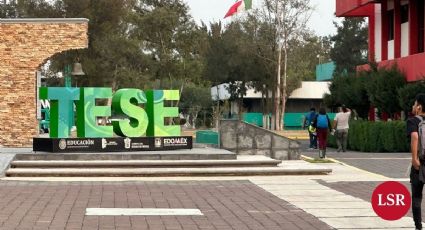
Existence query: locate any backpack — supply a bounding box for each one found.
[316,114,329,128]
[417,116,425,160]
[307,112,316,126]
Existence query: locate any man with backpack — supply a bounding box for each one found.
[408,93,425,230]
[302,108,317,150]
[311,107,332,159]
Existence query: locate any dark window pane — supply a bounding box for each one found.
[401,4,409,23]
[388,10,395,40]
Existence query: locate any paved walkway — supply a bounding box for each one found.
[0,141,419,229]
[0,180,334,230]
[300,140,411,179]
[0,159,417,230]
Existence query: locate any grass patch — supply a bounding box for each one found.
[303,158,335,163]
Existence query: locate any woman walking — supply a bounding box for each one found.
[312,108,332,158]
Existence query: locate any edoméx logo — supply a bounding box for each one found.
[371,181,411,220]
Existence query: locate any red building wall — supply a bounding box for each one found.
[337,0,425,82]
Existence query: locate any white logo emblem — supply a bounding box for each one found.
[124,138,131,149]
[58,139,67,150]
[155,138,162,148]
[102,138,107,149]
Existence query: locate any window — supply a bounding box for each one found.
[401,5,409,23]
[388,10,395,40]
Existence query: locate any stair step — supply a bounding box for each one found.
[10,159,281,168]
[5,167,331,177]
[14,148,236,161]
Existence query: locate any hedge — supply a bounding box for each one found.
[327,120,409,152]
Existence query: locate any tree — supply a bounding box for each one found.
[324,74,370,119]
[398,81,425,117]
[287,33,332,81]
[179,83,213,128]
[261,0,313,130]
[203,20,267,117]
[365,67,406,117]
[204,9,324,129]
[4,0,208,89]
[330,18,368,75]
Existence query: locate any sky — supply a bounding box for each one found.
[184,0,339,37]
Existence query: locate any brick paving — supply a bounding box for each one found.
[0,180,333,230]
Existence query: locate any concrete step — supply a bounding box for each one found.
[5,166,331,177]
[10,158,281,168]
[14,148,236,161]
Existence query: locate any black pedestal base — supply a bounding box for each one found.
[33,136,193,153]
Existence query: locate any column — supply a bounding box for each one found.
[369,13,376,61]
[409,0,418,54]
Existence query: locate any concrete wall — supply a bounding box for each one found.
[219,120,300,160]
[0,19,88,147]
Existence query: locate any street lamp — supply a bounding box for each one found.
[64,61,85,135]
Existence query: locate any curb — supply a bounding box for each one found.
[324,157,390,180]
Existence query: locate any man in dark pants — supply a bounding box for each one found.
[302,108,317,150]
[408,93,425,230]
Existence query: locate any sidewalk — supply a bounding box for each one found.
[0,143,419,229]
[300,140,410,179]
[0,159,417,229]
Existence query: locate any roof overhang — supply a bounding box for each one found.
[336,0,376,17]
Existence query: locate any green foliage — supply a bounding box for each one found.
[2,0,208,90]
[179,83,213,113]
[288,34,332,82]
[203,15,330,109]
[324,73,370,119]
[325,67,407,119]
[398,81,425,113]
[327,133,337,148]
[364,66,406,116]
[330,18,368,75]
[329,121,409,152]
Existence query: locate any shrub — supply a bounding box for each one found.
[328,120,408,152]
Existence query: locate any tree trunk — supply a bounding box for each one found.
[271,84,276,130]
[274,0,282,131]
[275,43,282,131]
[215,85,221,129]
[279,42,288,131]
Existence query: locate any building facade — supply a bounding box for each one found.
[337,0,425,82]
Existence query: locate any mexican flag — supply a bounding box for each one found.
[224,0,252,18]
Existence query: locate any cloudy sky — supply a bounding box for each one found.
[184,0,339,37]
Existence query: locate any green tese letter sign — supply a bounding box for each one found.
[39,87,180,138]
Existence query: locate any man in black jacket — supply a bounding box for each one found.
[408,93,425,230]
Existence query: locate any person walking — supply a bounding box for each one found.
[302,108,317,150]
[408,93,425,230]
[333,105,351,152]
[312,107,332,159]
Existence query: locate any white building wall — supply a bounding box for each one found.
[400,0,409,57]
[401,22,409,57]
[388,40,395,59]
[387,0,394,60]
[375,4,382,62]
